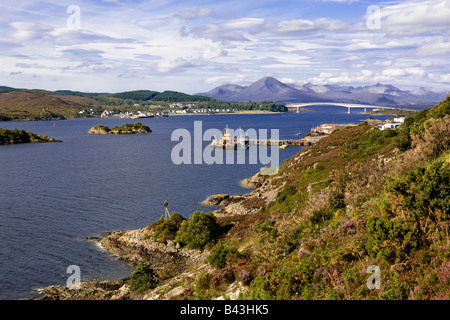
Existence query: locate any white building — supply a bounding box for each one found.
[378,117,405,131]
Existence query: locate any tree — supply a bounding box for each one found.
[153,212,186,243]
[175,211,221,250]
[129,263,157,292]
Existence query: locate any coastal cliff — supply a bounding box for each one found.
[39,96,450,300]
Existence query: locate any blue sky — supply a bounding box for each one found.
[0,0,449,93]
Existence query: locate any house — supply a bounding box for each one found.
[378,122,401,130]
[378,117,405,130]
[320,124,336,134]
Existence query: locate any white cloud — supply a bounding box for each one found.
[270,19,316,33]
[10,22,52,41]
[135,18,168,30]
[181,24,250,42]
[280,77,296,84]
[1,0,449,93]
[224,18,264,29]
[382,67,425,78]
[177,8,213,20]
[417,39,450,56]
[156,57,197,73]
[379,0,450,36]
[382,68,406,77]
[202,44,227,60]
[204,74,249,86]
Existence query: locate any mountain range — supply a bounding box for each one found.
[197,77,449,106]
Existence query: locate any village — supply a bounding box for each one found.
[76,102,236,119]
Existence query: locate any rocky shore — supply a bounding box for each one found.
[38,226,209,300]
[36,169,277,300]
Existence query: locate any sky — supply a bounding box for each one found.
[0,0,449,94]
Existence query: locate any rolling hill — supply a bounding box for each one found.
[0,88,216,121]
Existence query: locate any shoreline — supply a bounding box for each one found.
[0,111,284,122]
[164,110,283,116]
[36,170,269,300]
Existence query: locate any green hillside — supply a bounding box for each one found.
[135,96,450,300]
[0,87,287,121]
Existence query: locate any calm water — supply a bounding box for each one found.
[0,106,391,299]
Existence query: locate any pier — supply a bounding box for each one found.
[210,125,320,150]
[211,138,314,149]
[246,139,312,146]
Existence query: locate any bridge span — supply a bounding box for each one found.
[286,102,394,114]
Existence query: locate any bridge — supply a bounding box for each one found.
[286,102,396,114]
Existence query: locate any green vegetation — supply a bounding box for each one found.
[129,263,158,293]
[207,243,246,270]
[369,108,417,117]
[206,101,287,113]
[0,128,60,145]
[174,211,223,250]
[146,95,449,300]
[0,110,65,121]
[153,213,186,243]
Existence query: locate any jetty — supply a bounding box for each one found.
[211,137,314,149]
[210,125,320,150]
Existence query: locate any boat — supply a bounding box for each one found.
[211,125,237,150]
[280,144,288,149]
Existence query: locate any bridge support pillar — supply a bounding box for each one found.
[297,106,300,113]
[347,106,351,114]
[364,107,367,113]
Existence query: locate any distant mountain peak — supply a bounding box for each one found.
[198,76,448,106]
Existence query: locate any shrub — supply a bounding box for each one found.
[196,272,212,291]
[328,190,345,211]
[276,186,297,204]
[153,212,186,243]
[211,267,235,290]
[365,214,419,264]
[385,159,450,241]
[254,219,279,240]
[310,209,333,225]
[129,263,157,293]
[175,211,221,250]
[208,243,239,269]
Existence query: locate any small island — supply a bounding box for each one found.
[0,128,61,145]
[88,122,152,135]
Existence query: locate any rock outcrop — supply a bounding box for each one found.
[240,172,264,189]
[39,279,129,300]
[88,123,151,135]
[202,194,243,206]
[92,228,206,274]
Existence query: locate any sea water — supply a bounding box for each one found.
[0,106,392,299]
